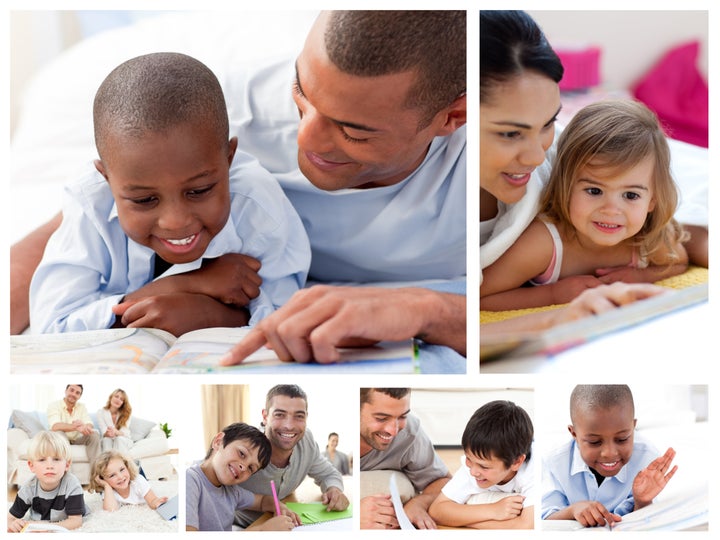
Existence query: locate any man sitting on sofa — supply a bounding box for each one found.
[47,384,101,465]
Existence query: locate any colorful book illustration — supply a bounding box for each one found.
[11,327,416,374]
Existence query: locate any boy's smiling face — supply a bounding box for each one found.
[96,122,236,265]
[206,435,263,487]
[464,451,524,489]
[569,404,637,477]
[29,455,71,491]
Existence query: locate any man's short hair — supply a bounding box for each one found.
[205,422,272,469]
[93,52,229,159]
[325,11,466,128]
[265,384,308,412]
[462,401,534,468]
[570,385,635,424]
[359,388,411,406]
[66,384,83,393]
[28,431,72,462]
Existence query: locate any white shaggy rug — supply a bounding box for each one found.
[78,478,178,533]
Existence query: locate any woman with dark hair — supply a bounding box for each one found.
[479,11,671,332]
[322,432,350,475]
[480,10,563,274]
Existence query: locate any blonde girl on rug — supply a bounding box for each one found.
[89,451,168,512]
[481,100,688,311]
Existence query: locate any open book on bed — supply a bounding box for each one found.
[10,327,417,374]
[481,283,708,363]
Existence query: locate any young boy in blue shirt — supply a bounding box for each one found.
[185,422,299,531]
[542,385,677,527]
[29,52,309,335]
[7,431,87,532]
[428,400,535,529]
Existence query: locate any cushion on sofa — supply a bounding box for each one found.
[10,410,45,438]
[130,416,157,442]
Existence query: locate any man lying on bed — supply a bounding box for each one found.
[11,10,467,363]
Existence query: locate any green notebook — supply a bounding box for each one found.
[285,502,353,524]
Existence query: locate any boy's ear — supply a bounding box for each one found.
[434,93,467,136]
[227,137,238,166]
[567,424,577,439]
[27,460,35,473]
[510,453,527,471]
[212,432,225,451]
[65,460,72,472]
[94,159,109,181]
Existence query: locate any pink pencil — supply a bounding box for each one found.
[270,480,281,515]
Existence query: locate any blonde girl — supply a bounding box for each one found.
[97,389,133,453]
[481,100,688,310]
[89,450,167,512]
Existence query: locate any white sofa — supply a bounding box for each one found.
[8,409,173,486]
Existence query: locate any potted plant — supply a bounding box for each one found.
[159,422,172,439]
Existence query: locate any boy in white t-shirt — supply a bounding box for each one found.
[428,400,535,529]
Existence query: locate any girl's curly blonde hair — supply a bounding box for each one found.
[541,99,688,264]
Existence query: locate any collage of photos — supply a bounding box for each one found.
[4,3,713,538]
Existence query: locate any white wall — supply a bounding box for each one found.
[8,379,185,443]
[529,10,708,90]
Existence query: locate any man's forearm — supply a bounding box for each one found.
[416,291,466,355]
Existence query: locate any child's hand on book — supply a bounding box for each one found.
[570,501,621,527]
[113,293,250,336]
[259,515,295,531]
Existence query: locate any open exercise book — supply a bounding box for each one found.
[481,283,708,362]
[10,327,416,374]
[286,502,352,531]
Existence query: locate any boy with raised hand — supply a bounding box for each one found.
[7,431,87,532]
[428,400,535,529]
[542,385,677,527]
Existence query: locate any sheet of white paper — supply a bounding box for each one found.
[390,473,416,530]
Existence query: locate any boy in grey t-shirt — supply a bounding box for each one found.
[185,423,300,531]
[7,431,87,532]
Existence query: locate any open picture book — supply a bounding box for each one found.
[480,283,708,363]
[10,327,417,374]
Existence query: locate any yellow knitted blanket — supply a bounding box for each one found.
[480,266,708,324]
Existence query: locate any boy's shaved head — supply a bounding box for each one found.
[93,52,229,159]
[570,385,635,423]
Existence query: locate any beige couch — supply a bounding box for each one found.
[8,409,173,486]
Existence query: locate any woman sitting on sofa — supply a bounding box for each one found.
[96,389,133,453]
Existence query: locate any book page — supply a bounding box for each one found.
[152,327,416,373]
[10,328,175,374]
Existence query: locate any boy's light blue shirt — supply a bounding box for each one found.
[542,435,658,520]
[29,150,310,333]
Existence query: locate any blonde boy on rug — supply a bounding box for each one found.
[7,431,87,532]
